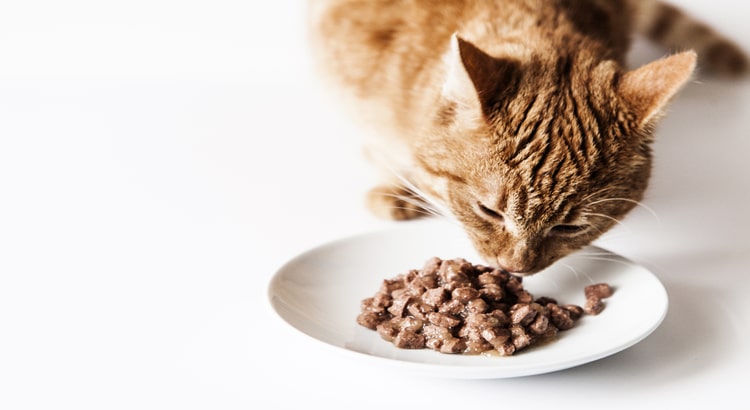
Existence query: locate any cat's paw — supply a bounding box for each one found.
[366,185,428,221]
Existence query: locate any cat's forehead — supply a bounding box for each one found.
[485,89,626,181]
[466,156,591,217]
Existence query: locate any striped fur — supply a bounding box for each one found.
[309,0,746,275]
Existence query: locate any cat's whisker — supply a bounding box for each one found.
[581,212,625,228]
[404,188,451,219]
[581,186,617,203]
[389,205,441,219]
[586,224,611,238]
[382,165,455,219]
[573,251,620,257]
[576,255,639,269]
[400,189,446,217]
[558,261,594,284]
[594,230,634,243]
[382,192,443,218]
[584,197,661,225]
[581,212,634,242]
[382,191,432,211]
[395,184,464,228]
[408,197,462,227]
[544,274,561,291]
[379,191,466,229]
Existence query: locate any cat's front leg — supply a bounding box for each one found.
[365,185,429,221]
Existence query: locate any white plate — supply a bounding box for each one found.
[268,220,668,379]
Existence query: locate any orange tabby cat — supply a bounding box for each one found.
[308,0,748,275]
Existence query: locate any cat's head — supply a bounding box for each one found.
[414,35,696,275]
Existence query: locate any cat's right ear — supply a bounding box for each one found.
[441,34,483,116]
[441,33,519,121]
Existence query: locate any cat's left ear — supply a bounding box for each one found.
[617,51,697,127]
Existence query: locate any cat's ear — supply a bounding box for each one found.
[442,33,519,118]
[442,34,479,109]
[617,51,697,127]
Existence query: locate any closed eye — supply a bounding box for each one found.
[477,202,504,221]
[550,224,587,236]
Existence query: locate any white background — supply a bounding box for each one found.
[1,1,748,408]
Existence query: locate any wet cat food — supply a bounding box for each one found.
[357,257,613,356]
[583,283,613,315]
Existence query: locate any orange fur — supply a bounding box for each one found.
[309,0,747,275]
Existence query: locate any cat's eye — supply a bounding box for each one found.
[550,224,586,235]
[477,202,504,221]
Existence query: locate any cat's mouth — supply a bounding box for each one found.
[491,254,558,277]
[499,267,538,278]
[491,262,540,277]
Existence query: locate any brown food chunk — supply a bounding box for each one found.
[421,257,442,275]
[387,296,412,318]
[479,284,505,302]
[585,283,614,299]
[357,257,612,356]
[528,312,550,335]
[562,304,584,320]
[406,302,431,321]
[514,290,534,304]
[438,298,464,315]
[452,287,480,303]
[477,272,501,286]
[422,287,448,307]
[548,303,576,331]
[535,296,558,306]
[440,337,467,354]
[376,320,398,341]
[584,297,606,315]
[357,311,382,330]
[394,329,425,349]
[496,342,516,356]
[510,324,533,350]
[583,283,614,315]
[510,304,538,326]
[427,312,461,328]
[466,298,489,314]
